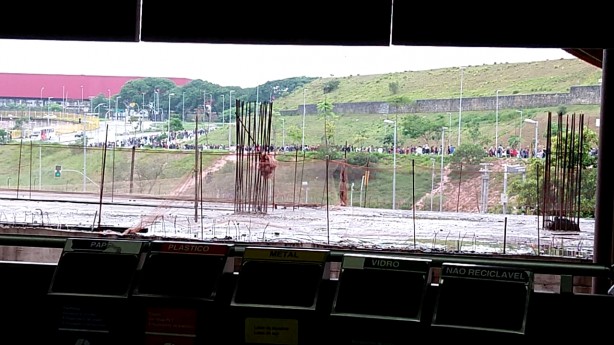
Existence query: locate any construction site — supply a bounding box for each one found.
[0,102,597,262]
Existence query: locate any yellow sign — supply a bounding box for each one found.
[245,318,298,345]
[243,247,328,262]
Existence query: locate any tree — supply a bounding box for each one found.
[450,143,485,166]
[286,125,302,146]
[382,133,394,146]
[399,114,438,143]
[353,129,369,148]
[508,135,520,149]
[12,118,26,130]
[0,129,8,144]
[170,117,184,131]
[323,80,340,94]
[388,81,400,95]
[510,126,598,217]
[318,99,338,146]
[467,121,483,144]
[510,159,543,214]
[120,77,177,120]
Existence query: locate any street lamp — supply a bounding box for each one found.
[384,119,397,210]
[47,96,52,125]
[281,117,286,147]
[82,116,87,192]
[228,90,235,148]
[182,92,185,123]
[495,89,501,150]
[430,158,435,211]
[40,86,45,108]
[221,94,225,125]
[302,88,307,150]
[440,127,447,212]
[516,110,524,145]
[457,66,464,147]
[447,112,452,148]
[524,119,538,157]
[115,95,121,121]
[107,89,111,120]
[168,93,175,148]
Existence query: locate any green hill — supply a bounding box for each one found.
[273,58,601,111]
[198,58,602,149]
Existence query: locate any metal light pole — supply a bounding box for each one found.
[516,110,524,145]
[447,112,452,148]
[107,89,111,120]
[457,67,464,147]
[83,119,87,192]
[221,94,225,125]
[115,95,121,121]
[524,119,538,157]
[82,85,87,193]
[384,119,397,210]
[182,92,185,123]
[495,89,501,149]
[168,93,175,148]
[440,127,447,212]
[47,97,52,126]
[203,90,208,123]
[228,90,234,148]
[302,88,307,150]
[282,117,286,147]
[142,92,146,114]
[430,158,435,211]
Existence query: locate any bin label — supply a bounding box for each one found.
[244,318,298,345]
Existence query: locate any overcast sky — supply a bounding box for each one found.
[0,39,576,88]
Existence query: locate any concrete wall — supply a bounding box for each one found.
[279,85,601,116]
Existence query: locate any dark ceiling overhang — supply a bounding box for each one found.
[0,1,608,69]
[563,49,603,69]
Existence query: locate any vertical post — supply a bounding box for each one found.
[115,96,121,122]
[39,145,42,190]
[182,92,185,123]
[457,66,464,147]
[503,165,508,214]
[229,90,234,148]
[47,97,51,126]
[29,141,32,198]
[534,122,539,156]
[392,120,397,210]
[194,111,199,222]
[440,127,446,212]
[83,114,87,192]
[167,93,174,148]
[282,118,285,147]
[302,88,307,150]
[448,112,452,148]
[221,94,225,125]
[107,89,111,120]
[593,49,614,294]
[111,142,116,202]
[431,158,435,211]
[516,110,523,145]
[495,89,501,149]
[129,145,136,194]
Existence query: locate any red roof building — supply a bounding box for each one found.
[0,73,192,100]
